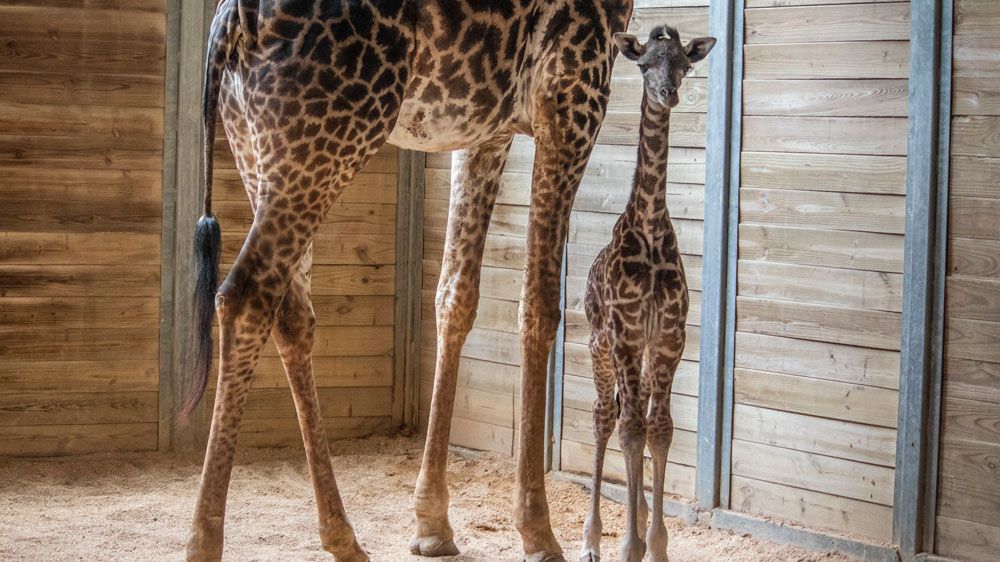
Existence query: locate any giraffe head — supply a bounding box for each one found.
[613,26,716,108]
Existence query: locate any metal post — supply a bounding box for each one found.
[894,0,949,558]
[696,0,742,511]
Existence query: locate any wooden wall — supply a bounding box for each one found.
[0,1,167,455]
[934,1,1000,558]
[210,131,400,446]
[559,1,710,500]
[728,0,910,542]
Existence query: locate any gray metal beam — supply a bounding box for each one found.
[712,510,901,562]
[894,0,950,558]
[697,0,742,511]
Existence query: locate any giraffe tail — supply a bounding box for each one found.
[178,0,241,424]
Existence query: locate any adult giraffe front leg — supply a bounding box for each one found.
[412,134,514,557]
[516,89,606,562]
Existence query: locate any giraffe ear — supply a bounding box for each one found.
[614,32,645,61]
[685,37,717,63]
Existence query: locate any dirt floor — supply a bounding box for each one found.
[0,433,855,561]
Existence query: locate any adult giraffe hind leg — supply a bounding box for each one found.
[412,134,514,557]
[272,246,368,562]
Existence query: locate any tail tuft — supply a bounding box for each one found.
[177,214,222,424]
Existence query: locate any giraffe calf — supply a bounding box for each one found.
[579,27,715,562]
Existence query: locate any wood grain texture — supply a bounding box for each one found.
[0,422,157,456]
[740,188,905,234]
[953,78,1000,116]
[745,3,909,44]
[953,35,1000,78]
[734,332,900,389]
[740,151,906,194]
[937,440,1000,527]
[935,514,1000,561]
[943,356,1000,405]
[948,237,1000,278]
[946,318,1000,363]
[739,224,904,273]
[951,116,1000,158]
[734,367,899,428]
[744,41,909,79]
[742,116,908,156]
[941,395,1000,447]
[731,439,895,505]
[743,79,907,117]
[736,296,901,350]
[730,475,892,541]
[737,261,903,312]
[733,404,896,467]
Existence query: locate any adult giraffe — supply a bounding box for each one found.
[183,1,633,561]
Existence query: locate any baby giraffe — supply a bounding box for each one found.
[580,27,715,562]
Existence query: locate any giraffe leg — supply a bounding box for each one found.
[515,100,604,562]
[613,343,647,562]
[644,335,683,562]
[411,134,514,557]
[580,336,616,562]
[186,207,308,561]
[272,246,368,562]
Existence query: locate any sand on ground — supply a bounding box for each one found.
[0,433,855,561]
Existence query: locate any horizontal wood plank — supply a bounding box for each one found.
[0,422,156,456]
[734,403,896,467]
[736,296,901,350]
[738,260,902,312]
[734,332,899,389]
[740,151,906,194]
[742,116,908,156]
[740,188,905,234]
[730,475,892,541]
[743,79,907,117]
[745,3,909,44]
[731,439,895,505]
[739,224,904,273]
[734,367,899,428]
[744,41,909,79]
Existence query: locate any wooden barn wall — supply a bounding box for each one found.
[559,1,709,500]
[0,1,167,455]
[728,0,910,542]
[209,132,401,446]
[934,1,1000,558]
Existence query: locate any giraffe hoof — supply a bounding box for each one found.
[409,535,460,557]
[579,551,600,562]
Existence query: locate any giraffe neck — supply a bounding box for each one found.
[625,91,672,237]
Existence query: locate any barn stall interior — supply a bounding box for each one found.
[0,0,997,561]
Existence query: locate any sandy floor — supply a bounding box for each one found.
[0,433,854,561]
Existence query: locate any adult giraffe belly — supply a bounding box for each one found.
[387,97,515,153]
